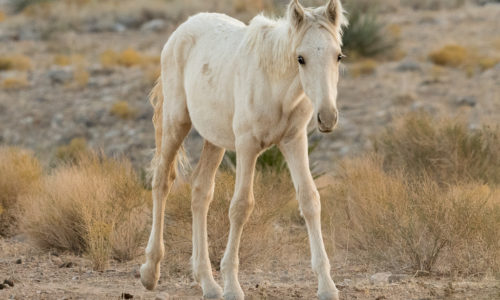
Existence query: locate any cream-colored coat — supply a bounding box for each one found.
[141,1,347,299]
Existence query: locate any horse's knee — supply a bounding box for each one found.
[229,195,254,224]
[191,182,214,213]
[298,189,321,220]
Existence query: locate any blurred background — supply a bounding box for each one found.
[0,0,499,172]
[1,1,500,298]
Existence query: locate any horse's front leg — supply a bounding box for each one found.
[280,132,339,300]
[221,138,260,300]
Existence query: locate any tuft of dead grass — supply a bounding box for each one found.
[374,113,500,185]
[163,170,301,276]
[100,49,158,69]
[0,10,6,22]
[73,66,89,87]
[22,152,149,271]
[429,44,468,67]
[110,101,136,120]
[350,59,378,77]
[1,74,30,90]
[0,54,33,71]
[0,147,42,236]
[323,155,500,275]
[55,137,89,163]
[53,54,85,67]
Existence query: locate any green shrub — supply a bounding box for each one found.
[7,0,54,13]
[342,2,396,58]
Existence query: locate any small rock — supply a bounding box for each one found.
[72,276,79,281]
[370,272,392,285]
[113,23,127,32]
[48,69,73,85]
[396,60,421,72]
[15,259,22,264]
[121,292,134,299]
[3,279,14,287]
[388,274,408,283]
[0,283,5,290]
[59,262,75,268]
[155,293,170,300]
[141,19,166,32]
[455,96,476,107]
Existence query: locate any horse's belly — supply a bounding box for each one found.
[185,80,236,150]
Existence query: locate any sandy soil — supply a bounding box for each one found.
[1,238,499,300]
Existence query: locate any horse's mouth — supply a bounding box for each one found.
[318,127,334,133]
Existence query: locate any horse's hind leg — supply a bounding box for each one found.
[191,141,225,298]
[140,85,191,290]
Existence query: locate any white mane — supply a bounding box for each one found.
[240,7,347,78]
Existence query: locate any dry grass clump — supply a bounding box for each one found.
[73,66,89,87]
[0,55,33,71]
[374,113,500,185]
[429,44,468,67]
[0,147,42,236]
[0,10,6,22]
[22,153,149,271]
[53,54,85,67]
[478,56,500,71]
[110,101,137,120]
[100,49,158,69]
[349,59,377,77]
[1,74,30,90]
[324,156,500,275]
[163,170,299,276]
[55,137,89,162]
[401,0,466,10]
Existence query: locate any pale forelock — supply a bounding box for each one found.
[241,7,347,79]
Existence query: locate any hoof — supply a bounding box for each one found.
[223,290,244,300]
[318,290,339,300]
[203,283,223,299]
[140,263,160,290]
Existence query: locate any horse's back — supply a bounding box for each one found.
[162,13,247,150]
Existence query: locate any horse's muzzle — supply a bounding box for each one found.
[317,111,338,133]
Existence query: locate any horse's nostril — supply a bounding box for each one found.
[317,113,322,125]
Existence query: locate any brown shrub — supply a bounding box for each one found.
[429,44,468,67]
[0,55,33,71]
[349,59,377,77]
[56,137,89,162]
[110,101,136,120]
[374,113,500,185]
[1,74,30,90]
[323,155,500,275]
[22,153,149,271]
[162,170,300,276]
[0,147,42,236]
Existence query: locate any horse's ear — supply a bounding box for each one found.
[288,0,305,28]
[325,0,345,28]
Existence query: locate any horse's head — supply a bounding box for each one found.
[289,0,347,133]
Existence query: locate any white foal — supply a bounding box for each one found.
[140,0,348,299]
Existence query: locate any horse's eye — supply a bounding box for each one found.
[298,55,306,65]
[337,54,343,62]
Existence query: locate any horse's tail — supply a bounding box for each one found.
[149,78,189,181]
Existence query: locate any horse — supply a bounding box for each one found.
[140,0,348,299]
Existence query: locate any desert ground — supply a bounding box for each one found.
[1,0,499,299]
